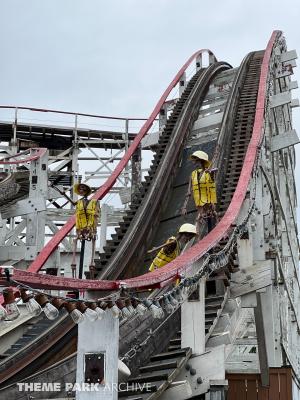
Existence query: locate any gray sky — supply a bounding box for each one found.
[0,1,299,115]
[0,0,299,217]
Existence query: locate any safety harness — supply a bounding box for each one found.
[75,198,99,232]
[191,168,217,207]
[149,236,179,272]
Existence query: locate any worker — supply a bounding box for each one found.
[71,183,100,279]
[181,150,218,233]
[148,223,197,272]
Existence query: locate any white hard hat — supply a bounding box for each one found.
[190,150,211,167]
[178,223,197,235]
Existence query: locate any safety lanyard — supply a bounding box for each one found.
[196,169,205,194]
[82,197,90,222]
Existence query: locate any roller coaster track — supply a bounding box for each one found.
[0,31,283,396]
[0,149,47,208]
[97,61,231,280]
[0,48,222,386]
[0,148,47,164]
[0,49,218,283]
[1,29,279,289]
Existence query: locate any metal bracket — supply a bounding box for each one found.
[84,352,105,384]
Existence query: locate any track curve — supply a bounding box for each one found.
[0,31,282,292]
[0,148,47,164]
[26,49,218,274]
[0,32,283,393]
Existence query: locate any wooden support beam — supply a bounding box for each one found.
[270,92,291,108]
[230,261,272,298]
[281,50,297,63]
[254,291,269,387]
[271,129,299,152]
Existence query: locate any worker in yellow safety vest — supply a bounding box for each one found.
[181,150,218,233]
[71,183,100,279]
[148,223,197,272]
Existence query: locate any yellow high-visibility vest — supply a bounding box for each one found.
[149,237,179,272]
[191,168,217,207]
[75,199,99,231]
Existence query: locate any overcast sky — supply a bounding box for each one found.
[0,1,299,115]
[0,0,299,218]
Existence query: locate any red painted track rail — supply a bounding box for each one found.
[26,49,217,274]
[0,33,281,290]
[0,148,47,164]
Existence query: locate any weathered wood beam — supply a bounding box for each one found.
[254,291,269,387]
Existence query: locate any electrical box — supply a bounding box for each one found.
[84,352,105,384]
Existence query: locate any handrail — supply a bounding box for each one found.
[26,49,217,274]
[0,148,47,165]
[0,31,281,291]
[0,105,150,122]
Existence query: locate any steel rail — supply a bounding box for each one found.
[0,47,248,388]
[2,32,280,290]
[0,36,283,392]
[0,43,271,387]
[0,61,229,290]
[100,62,231,280]
[0,105,153,122]
[23,49,217,274]
[0,314,75,386]
[0,148,47,164]
[126,30,281,288]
